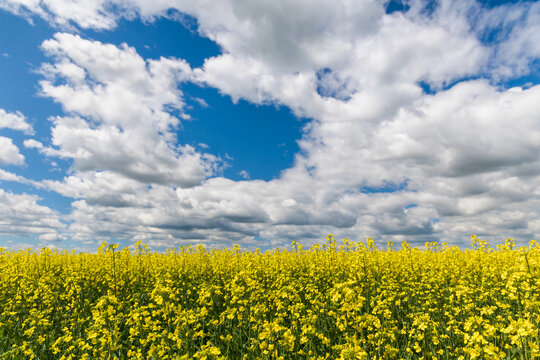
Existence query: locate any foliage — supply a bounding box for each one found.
[0,235,539,359]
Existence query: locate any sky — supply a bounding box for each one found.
[0,0,539,251]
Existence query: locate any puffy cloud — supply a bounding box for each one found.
[0,109,33,134]
[0,189,65,238]
[189,0,487,124]
[292,80,540,244]
[372,82,540,179]
[0,169,32,184]
[37,33,222,187]
[39,170,358,247]
[0,136,25,165]
[46,175,270,244]
[2,0,488,106]
[40,33,191,134]
[472,0,540,79]
[23,139,44,150]
[43,171,150,207]
[0,0,120,29]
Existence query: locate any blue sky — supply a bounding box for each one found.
[0,0,539,251]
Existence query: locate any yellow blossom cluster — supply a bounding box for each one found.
[0,235,539,359]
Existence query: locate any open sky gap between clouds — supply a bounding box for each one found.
[0,0,539,251]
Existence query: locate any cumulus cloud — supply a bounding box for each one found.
[23,139,44,150]
[372,82,540,179]
[291,80,540,244]
[0,169,23,182]
[43,174,270,244]
[472,0,540,79]
[43,171,150,207]
[38,170,360,247]
[0,109,33,134]
[37,33,222,187]
[0,136,25,165]
[0,0,121,29]
[0,169,34,184]
[0,189,65,238]
[195,1,486,112]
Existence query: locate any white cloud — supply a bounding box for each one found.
[0,136,25,165]
[0,109,33,134]
[370,81,540,179]
[23,139,44,150]
[0,0,120,29]
[37,170,358,247]
[473,0,540,79]
[40,33,191,134]
[0,189,65,238]
[0,169,33,184]
[0,169,22,182]
[38,232,67,241]
[4,0,487,112]
[37,33,222,187]
[43,171,149,207]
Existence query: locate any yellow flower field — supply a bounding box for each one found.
[1,235,539,359]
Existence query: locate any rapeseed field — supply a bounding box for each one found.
[0,235,539,359]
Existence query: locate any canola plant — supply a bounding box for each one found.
[0,235,539,359]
